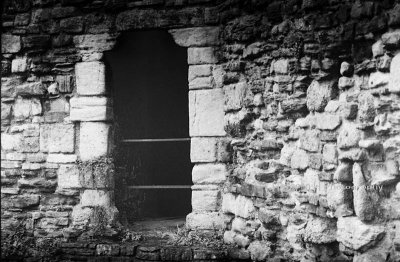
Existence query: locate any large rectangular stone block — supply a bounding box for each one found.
[189,89,225,136]
[192,163,227,184]
[69,96,113,122]
[40,123,75,153]
[188,47,218,65]
[80,189,113,207]
[169,27,220,47]
[75,61,106,95]
[79,122,110,161]
[192,189,220,212]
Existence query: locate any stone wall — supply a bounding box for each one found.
[1,0,400,261]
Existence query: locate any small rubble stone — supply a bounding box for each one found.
[337,124,361,149]
[303,217,337,244]
[291,149,309,170]
[334,162,353,182]
[2,34,21,53]
[340,62,353,76]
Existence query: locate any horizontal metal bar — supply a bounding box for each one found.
[121,138,190,143]
[127,185,192,189]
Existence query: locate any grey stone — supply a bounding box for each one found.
[323,143,337,164]
[337,216,385,251]
[315,114,342,130]
[75,61,106,95]
[340,62,353,76]
[299,129,320,152]
[334,162,353,182]
[307,80,337,112]
[291,149,309,170]
[191,189,219,211]
[187,47,218,65]
[1,34,21,54]
[303,217,337,244]
[169,27,220,47]
[192,163,227,184]
[247,241,271,261]
[40,123,75,153]
[186,212,224,230]
[337,123,361,149]
[353,163,376,221]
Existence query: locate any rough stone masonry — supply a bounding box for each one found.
[1,0,400,261]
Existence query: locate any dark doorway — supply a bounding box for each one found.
[104,30,192,224]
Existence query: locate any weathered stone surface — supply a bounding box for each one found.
[187,47,218,65]
[323,144,337,164]
[16,82,45,96]
[307,80,337,112]
[13,97,42,119]
[303,217,337,244]
[382,29,400,49]
[192,189,219,211]
[11,57,28,73]
[340,62,353,76]
[79,122,110,161]
[368,71,389,89]
[353,163,376,221]
[56,74,74,93]
[69,96,112,122]
[81,189,113,207]
[188,64,212,81]
[75,61,106,95]
[334,162,353,182]
[291,149,309,170]
[73,34,117,52]
[189,76,214,89]
[169,27,220,47]
[186,212,225,230]
[12,195,40,208]
[223,82,248,112]
[2,34,21,53]
[337,123,361,149]
[299,129,320,152]
[47,154,77,163]
[247,241,271,262]
[315,114,342,130]
[389,53,400,93]
[222,193,255,219]
[192,163,227,184]
[40,123,75,153]
[189,89,225,136]
[57,164,81,189]
[337,216,385,251]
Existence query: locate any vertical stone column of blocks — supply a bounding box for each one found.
[70,60,117,224]
[170,26,228,230]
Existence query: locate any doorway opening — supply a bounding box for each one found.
[104,30,192,227]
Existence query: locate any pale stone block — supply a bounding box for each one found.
[47,154,77,163]
[189,89,225,136]
[1,133,22,151]
[79,122,110,161]
[11,56,28,73]
[192,190,219,211]
[81,189,113,207]
[221,193,255,219]
[40,123,75,153]
[272,59,289,74]
[186,212,225,230]
[389,53,400,93]
[188,64,212,81]
[223,82,248,111]
[368,71,389,89]
[69,96,112,121]
[187,47,218,65]
[189,76,214,90]
[57,164,81,189]
[75,61,106,95]
[169,27,220,47]
[13,97,42,119]
[190,137,220,163]
[192,163,227,184]
[337,216,385,251]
